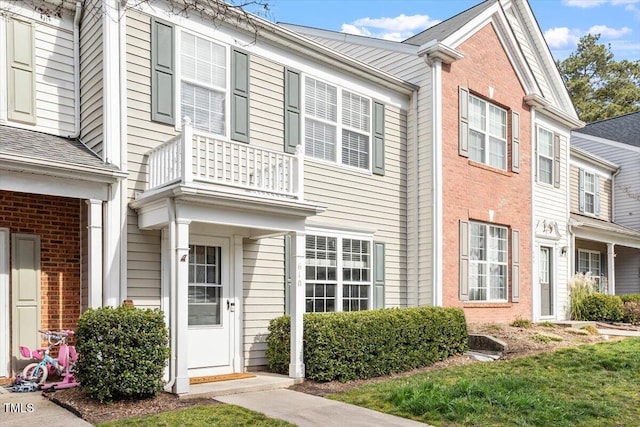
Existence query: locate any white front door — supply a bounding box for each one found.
[187,237,233,376]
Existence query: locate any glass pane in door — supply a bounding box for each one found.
[188,245,222,326]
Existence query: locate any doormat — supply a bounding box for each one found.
[189,373,256,385]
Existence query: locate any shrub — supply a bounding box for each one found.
[620,294,640,304]
[569,273,596,320]
[623,302,640,325]
[266,307,468,382]
[511,317,532,328]
[75,306,170,402]
[580,293,624,322]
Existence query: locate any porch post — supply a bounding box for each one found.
[173,219,191,394]
[607,243,615,295]
[289,231,305,378]
[86,199,103,308]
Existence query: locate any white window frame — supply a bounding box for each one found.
[468,222,509,302]
[581,170,597,215]
[176,29,231,139]
[304,230,373,313]
[538,127,554,185]
[302,75,372,172]
[468,94,508,170]
[578,249,601,286]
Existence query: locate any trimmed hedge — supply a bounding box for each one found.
[620,294,640,303]
[580,293,624,322]
[75,306,170,402]
[266,307,468,382]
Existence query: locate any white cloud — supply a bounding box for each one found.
[543,27,581,48]
[587,25,632,37]
[340,14,439,41]
[562,0,639,6]
[561,0,608,7]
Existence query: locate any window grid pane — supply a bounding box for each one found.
[342,130,369,169]
[305,235,338,312]
[469,223,507,301]
[188,245,222,326]
[468,94,507,170]
[305,119,336,161]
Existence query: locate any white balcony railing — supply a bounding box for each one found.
[146,118,303,200]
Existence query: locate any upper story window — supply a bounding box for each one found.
[305,234,372,312]
[468,94,507,170]
[469,222,508,301]
[180,32,227,135]
[304,77,371,170]
[582,170,596,214]
[538,128,554,185]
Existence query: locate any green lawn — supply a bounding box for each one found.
[97,404,294,427]
[331,338,640,427]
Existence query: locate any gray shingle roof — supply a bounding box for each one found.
[402,0,497,46]
[0,125,118,170]
[576,111,640,147]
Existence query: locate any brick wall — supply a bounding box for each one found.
[441,24,532,323]
[0,191,81,335]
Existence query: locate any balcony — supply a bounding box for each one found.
[144,118,304,201]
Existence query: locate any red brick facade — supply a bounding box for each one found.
[0,191,81,341]
[441,24,532,323]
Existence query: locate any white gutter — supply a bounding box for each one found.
[71,2,82,138]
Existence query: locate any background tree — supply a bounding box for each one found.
[558,34,640,123]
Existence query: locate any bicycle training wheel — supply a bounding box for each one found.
[23,362,48,385]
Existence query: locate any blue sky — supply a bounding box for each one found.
[261,0,640,61]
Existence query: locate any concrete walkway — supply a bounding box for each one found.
[0,388,91,427]
[217,389,430,427]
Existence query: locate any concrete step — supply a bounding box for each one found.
[180,372,301,400]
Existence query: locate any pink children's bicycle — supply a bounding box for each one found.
[19,330,78,390]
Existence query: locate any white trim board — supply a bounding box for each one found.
[0,228,9,378]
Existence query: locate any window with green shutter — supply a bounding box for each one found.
[231,48,249,143]
[284,68,301,154]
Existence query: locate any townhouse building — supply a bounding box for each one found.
[1,0,586,393]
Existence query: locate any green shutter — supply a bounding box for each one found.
[372,101,385,176]
[459,87,469,157]
[578,168,585,212]
[7,19,36,124]
[284,68,301,154]
[459,221,469,301]
[554,134,561,188]
[511,111,520,173]
[151,18,175,125]
[373,242,385,309]
[284,235,291,315]
[231,48,250,143]
[511,229,520,303]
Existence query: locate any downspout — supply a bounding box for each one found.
[431,59,443,307]
[164,198,178,391]
[71,2,82,138]
[118,0,129,304]
[530,106,537,321]
[412,89,419,307]
[611,166,621,222]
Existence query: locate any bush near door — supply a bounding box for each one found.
[75,306,170,403]
[266,307,468,382]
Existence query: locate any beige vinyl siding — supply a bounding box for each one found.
[6,16,76,135]
[243,237,285,368]
[248,55,284,152]
[572,133,640,231]
[80,2,104,155]
[570,165,612,222]
[304,104,408,307]
[125,10,176,307]
[302,34,432,307]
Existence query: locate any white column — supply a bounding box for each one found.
[173,219,191,394]
[86,200,103,309]
[289,231,305,378]
[103,184,121,306]
[607,243,616,295]
[232,235,244,373]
